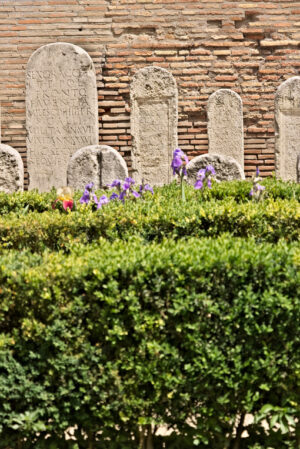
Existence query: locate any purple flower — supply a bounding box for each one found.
[80,182,95,204]
[109,179,122,189]
[171,150,183,175]
[144,184,154,194]
[194,179,203,190]
[197,168,206,180]
[119,190,127,202]
[139,182,154,195]
[110,192,119,201]
[171,148,189,176]
[131,190,141,198]
[99,195,109,205]
[85,182,94,191]
[256,167,260,176]
[194,164,216,191]
[249,182,265,200]
[123,177,135,190]
[112,177,153,202]
[94,195,109,209]
[80,189,91,204]
[206,165,216,176]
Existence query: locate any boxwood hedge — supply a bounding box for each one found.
[0,236,299,448]
[0,178,299,214]
[0,196,298,252]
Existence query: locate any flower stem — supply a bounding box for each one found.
[181,173,185,202]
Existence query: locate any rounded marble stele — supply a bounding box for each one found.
[275,76,300,182]
[186,153,245,184]
[67,145,128,191]
[0,144,24,193]
[207,89,244,168]
[130,66,178,186]
[26,42,98,192]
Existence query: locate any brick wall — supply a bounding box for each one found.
[0,0,299,186]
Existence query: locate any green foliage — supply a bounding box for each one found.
[0,190,53,214]
[0,179,298,215]
[0,179,298,447]
[0,195,298,252]
[0,236,299,448]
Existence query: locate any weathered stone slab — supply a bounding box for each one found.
[207,89,244,168]
[275,77,300,182]
[26,42,98,191]
[0,144,24,192]
[130,66,178,186]
[186,153,245,184]
[67,145,128,190]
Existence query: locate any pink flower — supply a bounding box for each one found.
[62,199,74,211]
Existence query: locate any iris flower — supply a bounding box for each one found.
[206,165,216,176]
[94,195,109,209]
[80,177,154,207]
[194,165,216,190]
[194,179,203,190]
[110,192,119,201]
[108,180,122,190]
[80,182,94,204]
[171,148,189,202]
[123,177,135,190]
[131,190,141,198]
[171,148,189,176]
[139,182,154,195]
[115,177,142,202]
[250,167,266,200]
[56,186,74,211]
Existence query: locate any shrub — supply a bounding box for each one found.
[0,196,298,252]
[0,236,299,448]
[0,190,53,214]
[0,179,298,214]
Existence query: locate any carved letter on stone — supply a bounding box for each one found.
[26,42,98,191]
[0,144,24,193]
[208,89,244,169]
[275,77,300,182]
[130,66,178,186]
[67,145,128,191]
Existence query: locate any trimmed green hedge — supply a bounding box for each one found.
[0,236,299,448]
[0,190,52,214]
[0,197,299,251]
[0,179,299,214]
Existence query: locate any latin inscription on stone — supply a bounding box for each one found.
[131,66,178,186]
[208,89,244,168]
[275,77,300,182]
[26,43,98,191]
